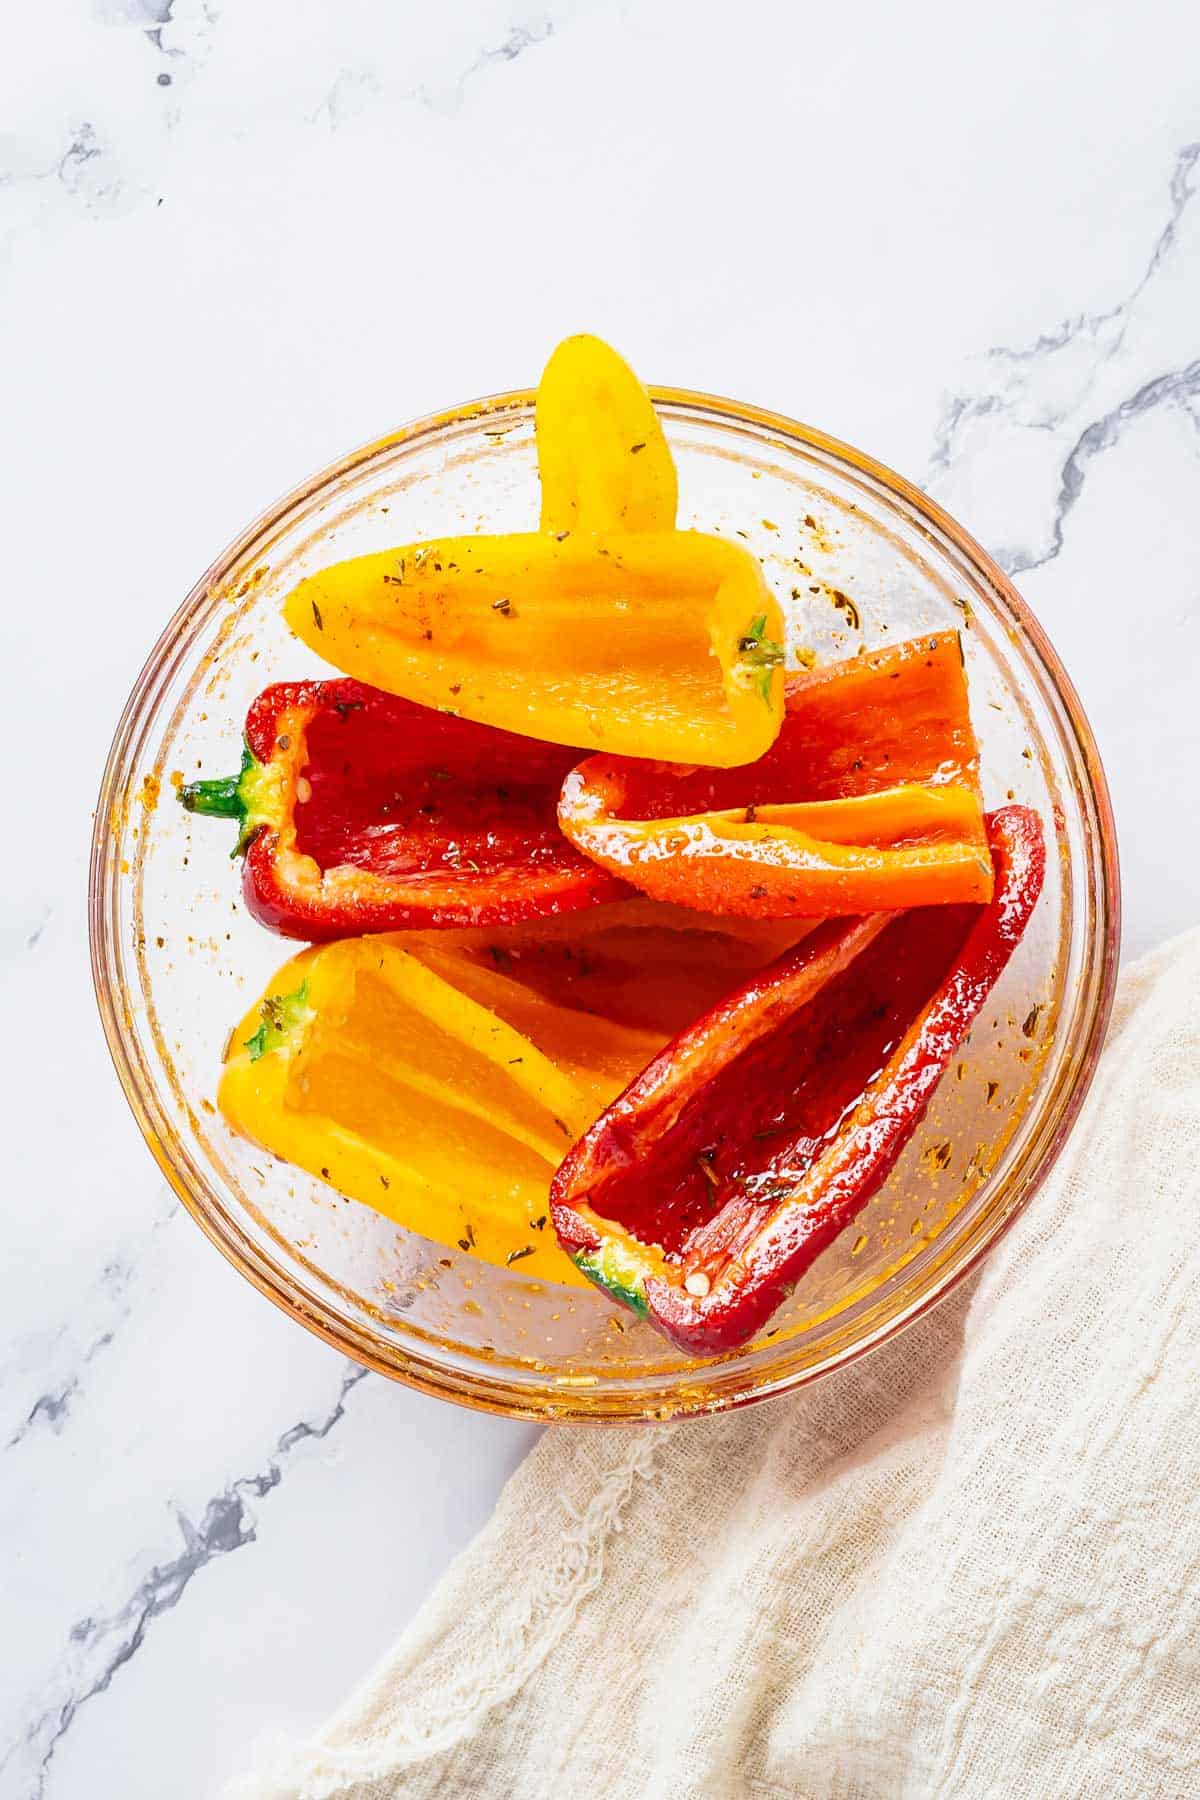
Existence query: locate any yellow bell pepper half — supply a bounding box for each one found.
[285,530,785,767]
[536,333,678,535]
[283,334,787,767]
[219,910,809,1287]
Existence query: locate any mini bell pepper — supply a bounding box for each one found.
[557,632,993,916]
[536,333,678,534]
[282,335,786,768]
[180,677,627,940]
[219,911,809,1286]
[550,805,1044,1352]
[284,531,785,768]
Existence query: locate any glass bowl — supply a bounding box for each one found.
[89,387,1119,1422]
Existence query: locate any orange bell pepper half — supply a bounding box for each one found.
[557,632,993,916]
[283,335,786,767]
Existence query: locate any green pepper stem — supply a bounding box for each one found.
[179,774,245,819]
[179,744,259,855]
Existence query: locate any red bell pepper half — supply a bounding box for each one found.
[180,678,629,940]
[557,632,993,917]
[550,806,1044,1354]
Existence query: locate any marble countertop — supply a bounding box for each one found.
[3,2,1199,1794]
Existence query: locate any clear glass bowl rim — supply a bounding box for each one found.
[89,383,1121,1423]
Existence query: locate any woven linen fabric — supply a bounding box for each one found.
[231,927,1200,1800]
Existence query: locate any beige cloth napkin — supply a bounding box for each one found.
[232,928,1200,1800]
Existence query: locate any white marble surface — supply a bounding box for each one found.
[3,2,1199,1794]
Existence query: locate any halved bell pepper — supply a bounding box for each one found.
[282,335,786,767]
[284,532,785,767]
[550,806,1044,1351]
[557,632,993,916]
[219,909,811,1285]
[180,677,627,940]
[536,333,678,534]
